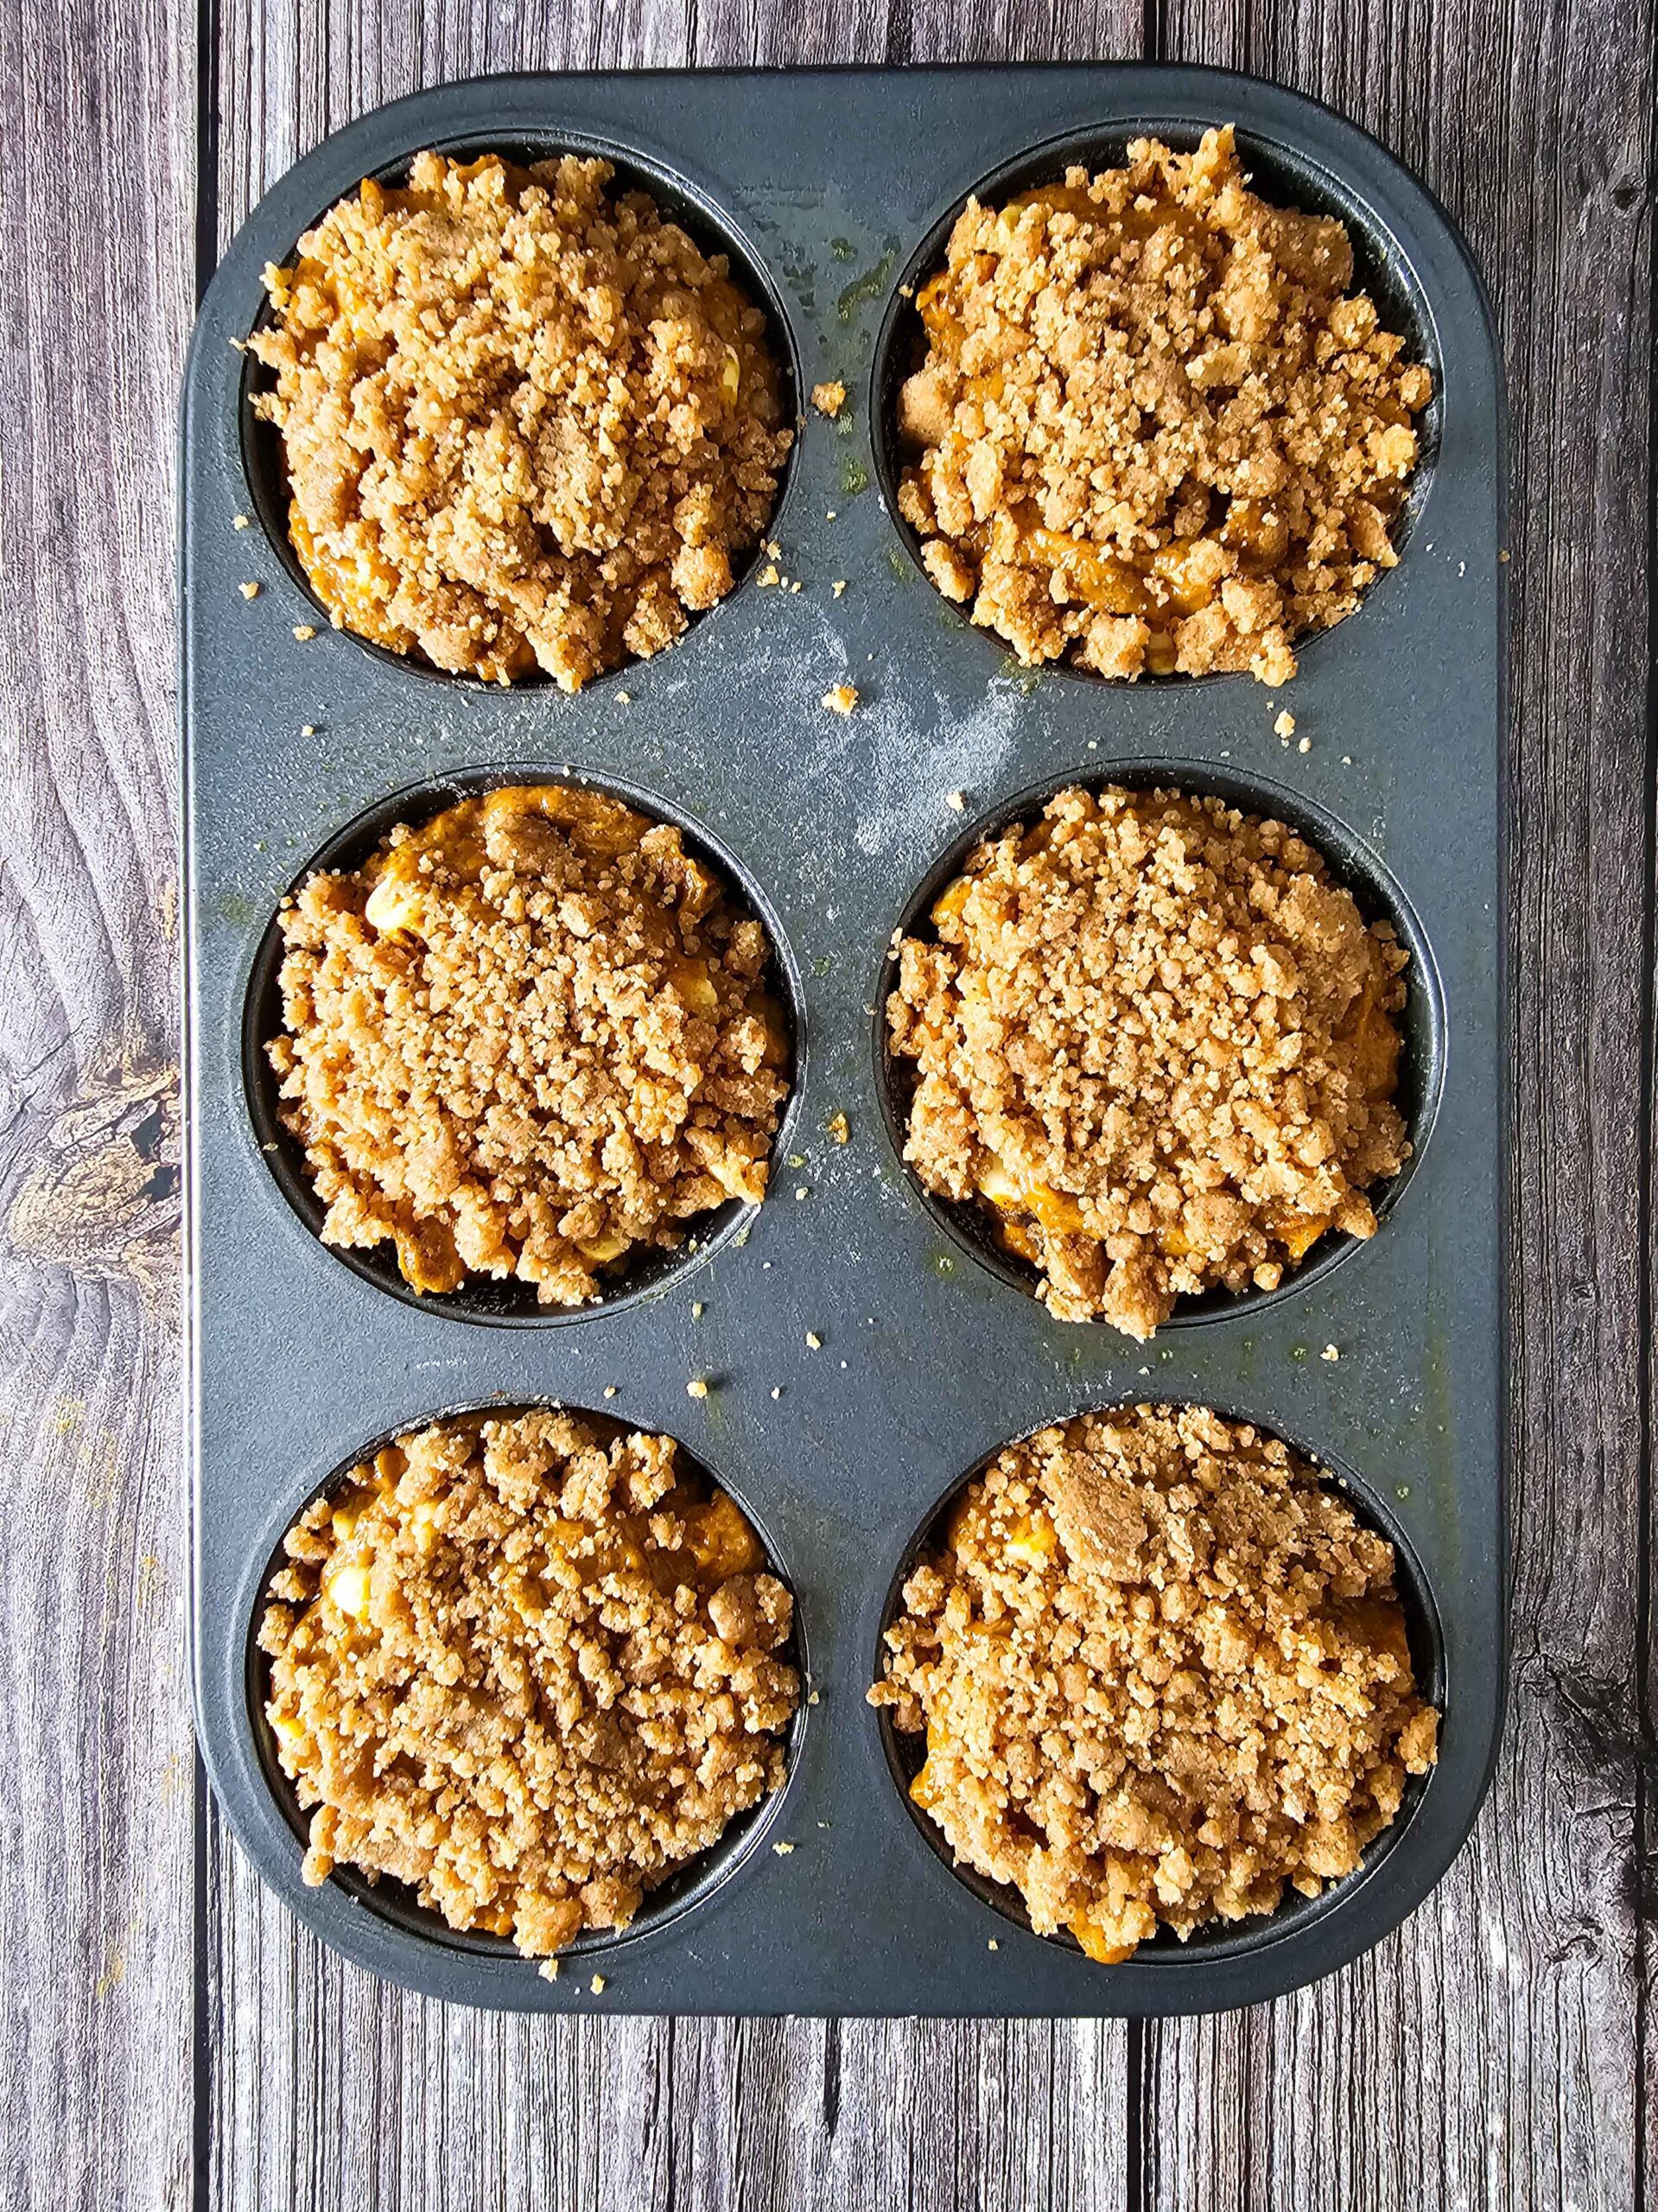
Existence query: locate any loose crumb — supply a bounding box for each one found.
[832,580,847,598]
[871,1404,1439,1960]
[896,127,1430,684]
[691,1301,705,1319]
[590,1975,607,1995]
[232,513,251,530]
[944,791,966,812]
[268,783,791,1306]
[811,379,847,418]
[300,723,316,736]
[261,1408,798,1959]
[804,1331,823,1350]
[539,1958,560,1981]
[988,1939,999,1951]
[1298,736,1312,753]
[822,683,859,715]
[886,784,1409,1338]
[251,152,791,690]
[808,1689,820,1707]
[1274,712,1297,739]
[772,1840,795,1856]
[239,582,261,600]
[794,1185,809,1201]
[771,1387,782,1401]
[686,1377,709,1399]
[826,1110,850,1145]
[616,690,632,704]
[292,624,317,641]
[604,1386,619,1399]
[1322,1343,1342,1361]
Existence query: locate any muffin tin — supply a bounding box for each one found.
[182,63,1507,2018]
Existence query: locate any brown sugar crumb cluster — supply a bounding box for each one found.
[251,151,791,689]
[896,125,1432,683]
[261,1409,798,1957]
[886,785,1409,1339]
[269,784,791,1306]
[869,1404,1439,1961]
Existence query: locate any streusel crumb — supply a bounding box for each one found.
[269,783,791,1306]
[811,379,848,418]
[886,784,1408,1338]
[896,126,1431,683]
[251,151,791,689]
[869,1404,1438,1960]
[261,1409,797,1957]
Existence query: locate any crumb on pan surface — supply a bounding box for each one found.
[885,784,1408,1339]
[811,378,848,417]
[251,150,792,690]
[259,1408,798,1958]
[895,125,1431,684]
[268,782,791,1306]
[868,1404,1439,1961]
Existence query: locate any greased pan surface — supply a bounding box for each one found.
[182,63,1506,2017]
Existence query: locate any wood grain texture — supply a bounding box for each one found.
[3,0,1648,2206]
[0,3,196,2210]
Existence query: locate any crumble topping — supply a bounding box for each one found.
[869,1404,1439,1959]
[886,784,1409,1338]
[251,151,791,689]
[269,783,791,1306]
[895,126,1431,683]
[261,1409,798,1957]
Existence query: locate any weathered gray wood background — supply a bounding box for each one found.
[1,0,1651,2204]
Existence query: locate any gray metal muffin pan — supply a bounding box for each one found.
[181,64,1507,2018]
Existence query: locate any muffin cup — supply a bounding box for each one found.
[243,763,807,1325]
[870,118,1443,688]
[246,1400,810,1965]
[239,135,804,692]
[873,759,1447,1327]
[872,1400,1446,1964]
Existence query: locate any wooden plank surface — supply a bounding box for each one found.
[1,0,1651,2206]
[0,3,197,2211]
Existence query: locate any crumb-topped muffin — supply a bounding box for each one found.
[869,1404,1439,1961]
[896,126,1431,683]
[268,783,791,1305]
[886,785,1409,1338]
[251,151,791,688]
[261,1408,799,1960]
